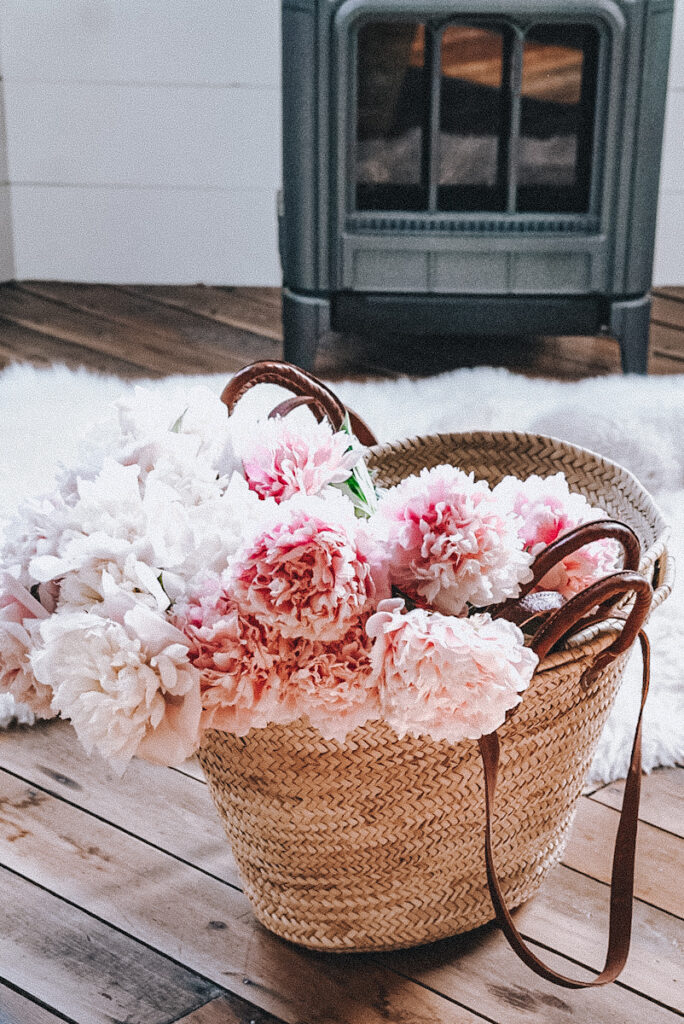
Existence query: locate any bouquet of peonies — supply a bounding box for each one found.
[0,382,621,770]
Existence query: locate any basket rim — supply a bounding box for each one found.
[367,428,672,665]
[369,428,669,532]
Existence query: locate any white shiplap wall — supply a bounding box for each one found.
[0,39,14,282]
[654,0,684,285]
[0,0,282,284]
[0,0,681,285]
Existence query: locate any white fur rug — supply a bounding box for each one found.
[1,362,682,784]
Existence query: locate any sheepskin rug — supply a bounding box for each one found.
[1,361,682,784]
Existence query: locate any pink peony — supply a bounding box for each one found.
[242,416,361,503]
[176,584,299,735]
[373,465,533,615]
[0,576,55,719]
[284,616,379,742]
[230,495,385,642]
[367,598,538,744]
[493,473,621,598]
[178,581,379,742]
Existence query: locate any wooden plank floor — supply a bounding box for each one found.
[0,281,682,380]
[0,721,681,1024]
[0,284,682,1022]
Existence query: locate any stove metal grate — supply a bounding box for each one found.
[346,214,601,235]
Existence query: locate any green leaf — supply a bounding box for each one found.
[170,407,189,433]
[332,413,380,517]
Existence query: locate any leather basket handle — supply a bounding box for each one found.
[492,520,641,625]
[527,520,640,587]
[268,394,378,448]
[479,570,653,989]
[530,570,652,689]
[220,360,378,446]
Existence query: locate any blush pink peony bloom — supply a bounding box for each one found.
[366,598,538,744]
[0,575,55,719]
[242,416,361,503]
[176,585,300,735]
[373,465,533,615]
[177,580,379,741]
[493,473,621,598]
[285,616,380,742]
[230,495,386,642]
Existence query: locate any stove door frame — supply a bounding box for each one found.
[329,0,630,296]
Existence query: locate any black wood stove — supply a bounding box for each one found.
[279,0,674,372]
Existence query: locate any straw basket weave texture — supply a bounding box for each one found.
[198,431,671,953]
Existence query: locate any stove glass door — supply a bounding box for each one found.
[517,24,599,212]
[355,21,428,210]
[353,18,600,217]
[438,25,507,211]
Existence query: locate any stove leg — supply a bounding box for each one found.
[610,295,652,374]
[282,289,330,371]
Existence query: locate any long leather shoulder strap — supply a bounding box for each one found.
[478,631,650,988]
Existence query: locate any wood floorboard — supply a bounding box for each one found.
[0,865,221,1024]
[561,798,684,918]
[171,995,287,1024]
[2,721,682,1011]
[504,863,683,1010]
[1,723,682,1021]
[130,284,284,343]
[590,765,684,837]
[0,720,240,886]
[652,292,684,330]
[0,981,76,1024]
[649,350,684,374]
[0,285,197,378]
[2,283,259,377]
[21,282,282,370]
[649,320,684,360]
[0,316,156,378]
[0,766,490,1024]
[654,286,684,303]
[379,937,682,1024]
[0,282,680,381]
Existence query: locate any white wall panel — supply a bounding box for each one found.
[4,82,281,190]
[653,192,684,286]
[668,0,684,89]
[0,184,14,280]
[0,86,8,186]
[0,31,13,280]
[10,185,280,285]
[0,0,280,87]
[648,0,682,284]
[660,89,684,192]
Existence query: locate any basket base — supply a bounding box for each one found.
[197,709,589,952]
[245,871,554,953]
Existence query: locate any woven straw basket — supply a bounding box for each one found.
[198,425,671,955]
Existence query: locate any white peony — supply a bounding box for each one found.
[0,492,73,592]
[0,577,54,719]
[32,600,201,768]
[113,385,238,477]
[25,453,263,616]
